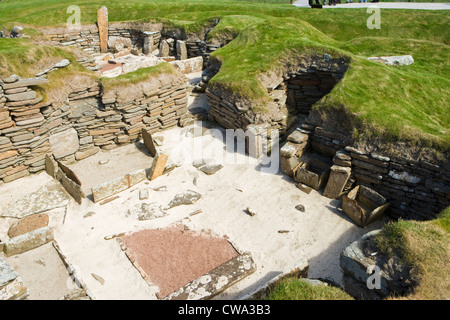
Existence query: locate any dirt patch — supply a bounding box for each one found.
[119,225,239,299]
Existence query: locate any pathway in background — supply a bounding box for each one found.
[293,0,450,10]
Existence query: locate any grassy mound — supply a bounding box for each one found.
[375,207,450,300]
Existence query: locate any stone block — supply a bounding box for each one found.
[4,226,54,257]
[148,152,168,181]
[141,128,157,157]
[323,165,351,199]
[8,213,49,238]
[49,128,79,159]
[295,159,330,191]
[97,6,108,53]
[342,185,389,227]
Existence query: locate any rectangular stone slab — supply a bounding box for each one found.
[1,78,48,90]
[164,252,257,300]
[3,226,54,257]
[148,153,168,181]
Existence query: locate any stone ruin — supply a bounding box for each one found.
[1,6,449,301]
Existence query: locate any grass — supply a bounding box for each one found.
[100,62,177,91]
[258,278,354,300]
[0,0,448,155]
[374,207,450,300]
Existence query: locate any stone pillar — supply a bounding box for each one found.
[142,32,153,55]
[97,6,108,53]
[323,165,351,199]
[159,40,170,57]
[176,40,188,60]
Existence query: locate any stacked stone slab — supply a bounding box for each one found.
[46,25,161,55]
[282,120,450,221]
[286,70,340,115]
[206,88,253,130]
[280,128,311,178]
[0,70,188,184]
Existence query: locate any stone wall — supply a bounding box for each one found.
[281,120,450,221]
[0,72,188,184]
[46,25,161,55]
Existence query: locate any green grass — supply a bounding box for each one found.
[0,0,448,155]
[259,278,354,300]
[374,207,450,300]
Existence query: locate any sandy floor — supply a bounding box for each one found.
[0,119,386,300]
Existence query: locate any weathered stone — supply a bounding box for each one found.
[127,202,167,220]
[75,146,100,161]
[165,252,257,300]
[1,78,48,90]
[164,190,201,210]
[323,165,351,199]
[49,128,79,159]
[169,57,203,74]
[97,6,108,53]
[198,162,223,175]
[5,91,36,102]
[8,213,49,238]
[139,188,149,200]
[159,40,170,57]
[176,40,188,60]
[281,155,300,177]
[4,226,54,257]
[1,181,70,219]
[141,128,157,157]
[368,55,414,66]
[0,256,29,300]
[388,170,421,184]
[295,160,330,191]
[148,152,168,181]
[287,130,308,144]
[108,36,132,52]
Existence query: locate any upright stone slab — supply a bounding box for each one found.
[4,226,54,257]
[176,40,188,60]
[143,35,153,55]
[159,40,170,57]
[141,128,157,157]
[323,165,351,199]
[49,128,79,159]
[97,6,108,53]
[148,152,168,181]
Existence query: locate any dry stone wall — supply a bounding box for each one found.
[46,25,161,56]
[283,120,450,221]
[0,72,188,184]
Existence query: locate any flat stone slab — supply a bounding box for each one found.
[49,128,79,159]
[3,226,54,257]
[0,256,19,287]
[1,180,70,219]
[8,213,49,238]
[91,168,147,203]
[164,190,202,210]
